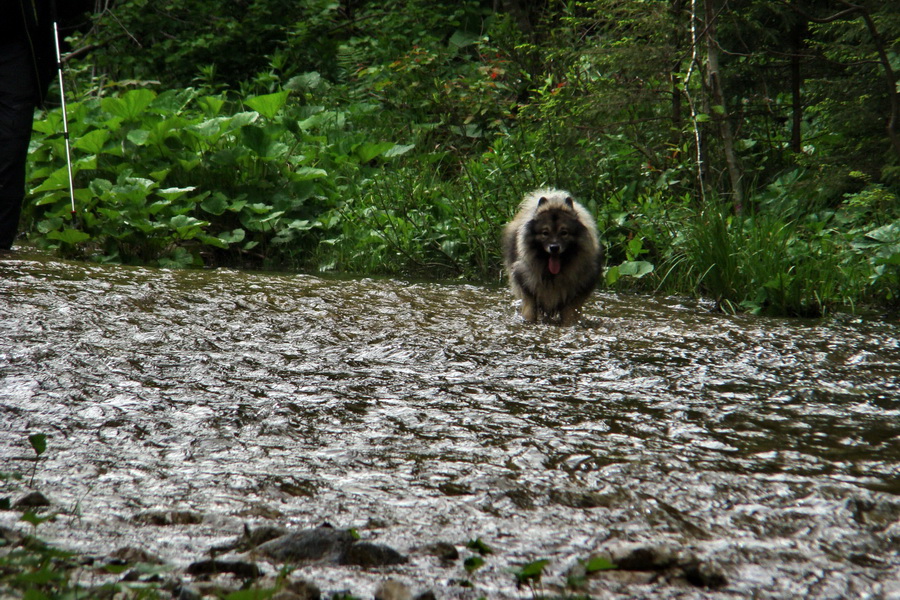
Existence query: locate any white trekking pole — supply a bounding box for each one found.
[51,0,76,217]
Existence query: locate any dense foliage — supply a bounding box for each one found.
[21,0,900,315]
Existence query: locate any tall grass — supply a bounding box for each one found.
[680,200,858,316]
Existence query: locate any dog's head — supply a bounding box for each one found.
[528,196,587,275]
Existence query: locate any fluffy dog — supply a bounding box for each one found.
[502,188,602,325]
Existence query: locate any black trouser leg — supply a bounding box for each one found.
[0,40,38,250]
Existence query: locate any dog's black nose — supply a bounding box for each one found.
[548,244,561,254]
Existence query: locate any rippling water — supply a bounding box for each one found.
[2,253,899,599]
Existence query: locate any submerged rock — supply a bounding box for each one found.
[133,510,204,526]
[421,541,459,562]
[13,491,51,509]
[339,541,408,567]
[272,578,321,600]
[109,546,163,565]
[186,559,261,579]
[257,527,355,563]
[256,526,407,567]
[213,524,289,554]
[374,579,411,600]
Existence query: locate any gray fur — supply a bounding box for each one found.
[502,188,602,325]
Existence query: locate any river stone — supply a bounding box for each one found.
[339,541,408,567]
[13,491,50,508]
[133,510,204,526]
[374,579,411,600]
[257,527,356,562]
[109,546,163,564]
[186,558,261,579]
[682,560,728,589]
[213,524,289,554]
[422,541,459,562]
[271,578,321,600]
[603,542,679,571]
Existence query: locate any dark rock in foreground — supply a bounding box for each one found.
[255,526,407,567]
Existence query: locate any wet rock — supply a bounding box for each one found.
[109,546,163,564]
[682,561,727,589]
[173,584,202,600]
[339,542,408,567]
[504,488,535,510]
[422,541,459,562]
[186,559,261,579]
[414,592,437,600]
[133,510,203,526]
[213,524,289,553]
[603,542,679,571]
[257,527,356,562]
[13,491,50,508]
[550,489,615,509]
[281,578,322,600]
[374,579,411,600]
[0,526,25,545]
[437,482,471,496]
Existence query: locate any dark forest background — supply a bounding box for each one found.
[23,0,900,315]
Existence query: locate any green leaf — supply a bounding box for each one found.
[466,538,494,556]
[224,588,275,600]
[20,511,53,527]
[46,229,91,244]
[30,166,75,193]
[28,434,47,456]
[218,228,246,244]
[514,559,549,584]
[286,71,322,91]
[291,167,328,181]
[158,186,197,201]
[616,260,654,278]
[127,129,151,146]
[463,556,485,573]
[584,556,617,572]
[383,143,416,158]
[449,29,480,49]
[866,222,900,244]
[201,193,230,216]
[72,129,110,154]
[102,89,157,121]
[355,142,395,163]
[245,91,289,120]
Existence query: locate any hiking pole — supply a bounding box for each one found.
[50,0,76,217]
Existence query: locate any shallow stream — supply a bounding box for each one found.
[2,253,899,598]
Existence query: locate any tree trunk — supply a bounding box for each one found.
[790,19,805,153]
[670,0,685,130]
[704,0,743,212]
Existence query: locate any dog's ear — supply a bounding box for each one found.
[564,196,574,208]
[537,196,548,207]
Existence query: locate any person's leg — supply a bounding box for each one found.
[0,40,38,250]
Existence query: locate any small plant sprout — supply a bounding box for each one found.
[28,433,47,487]
[514,558,550,594]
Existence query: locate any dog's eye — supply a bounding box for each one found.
[540,228,551,236]
[559,229,569,237]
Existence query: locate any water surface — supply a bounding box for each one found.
[2,254,899,598]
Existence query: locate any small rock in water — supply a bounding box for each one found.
[257,527,355,562]
[605,542,679,571]
[133,510,203,526]
[339,541,408,567]
[109,546,163,564]
[422,541,459,562]
[374,579,411,600]
[185,559,261,579]
[13,491,50,508]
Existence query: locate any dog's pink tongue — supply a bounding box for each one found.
[548,255,561,275]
